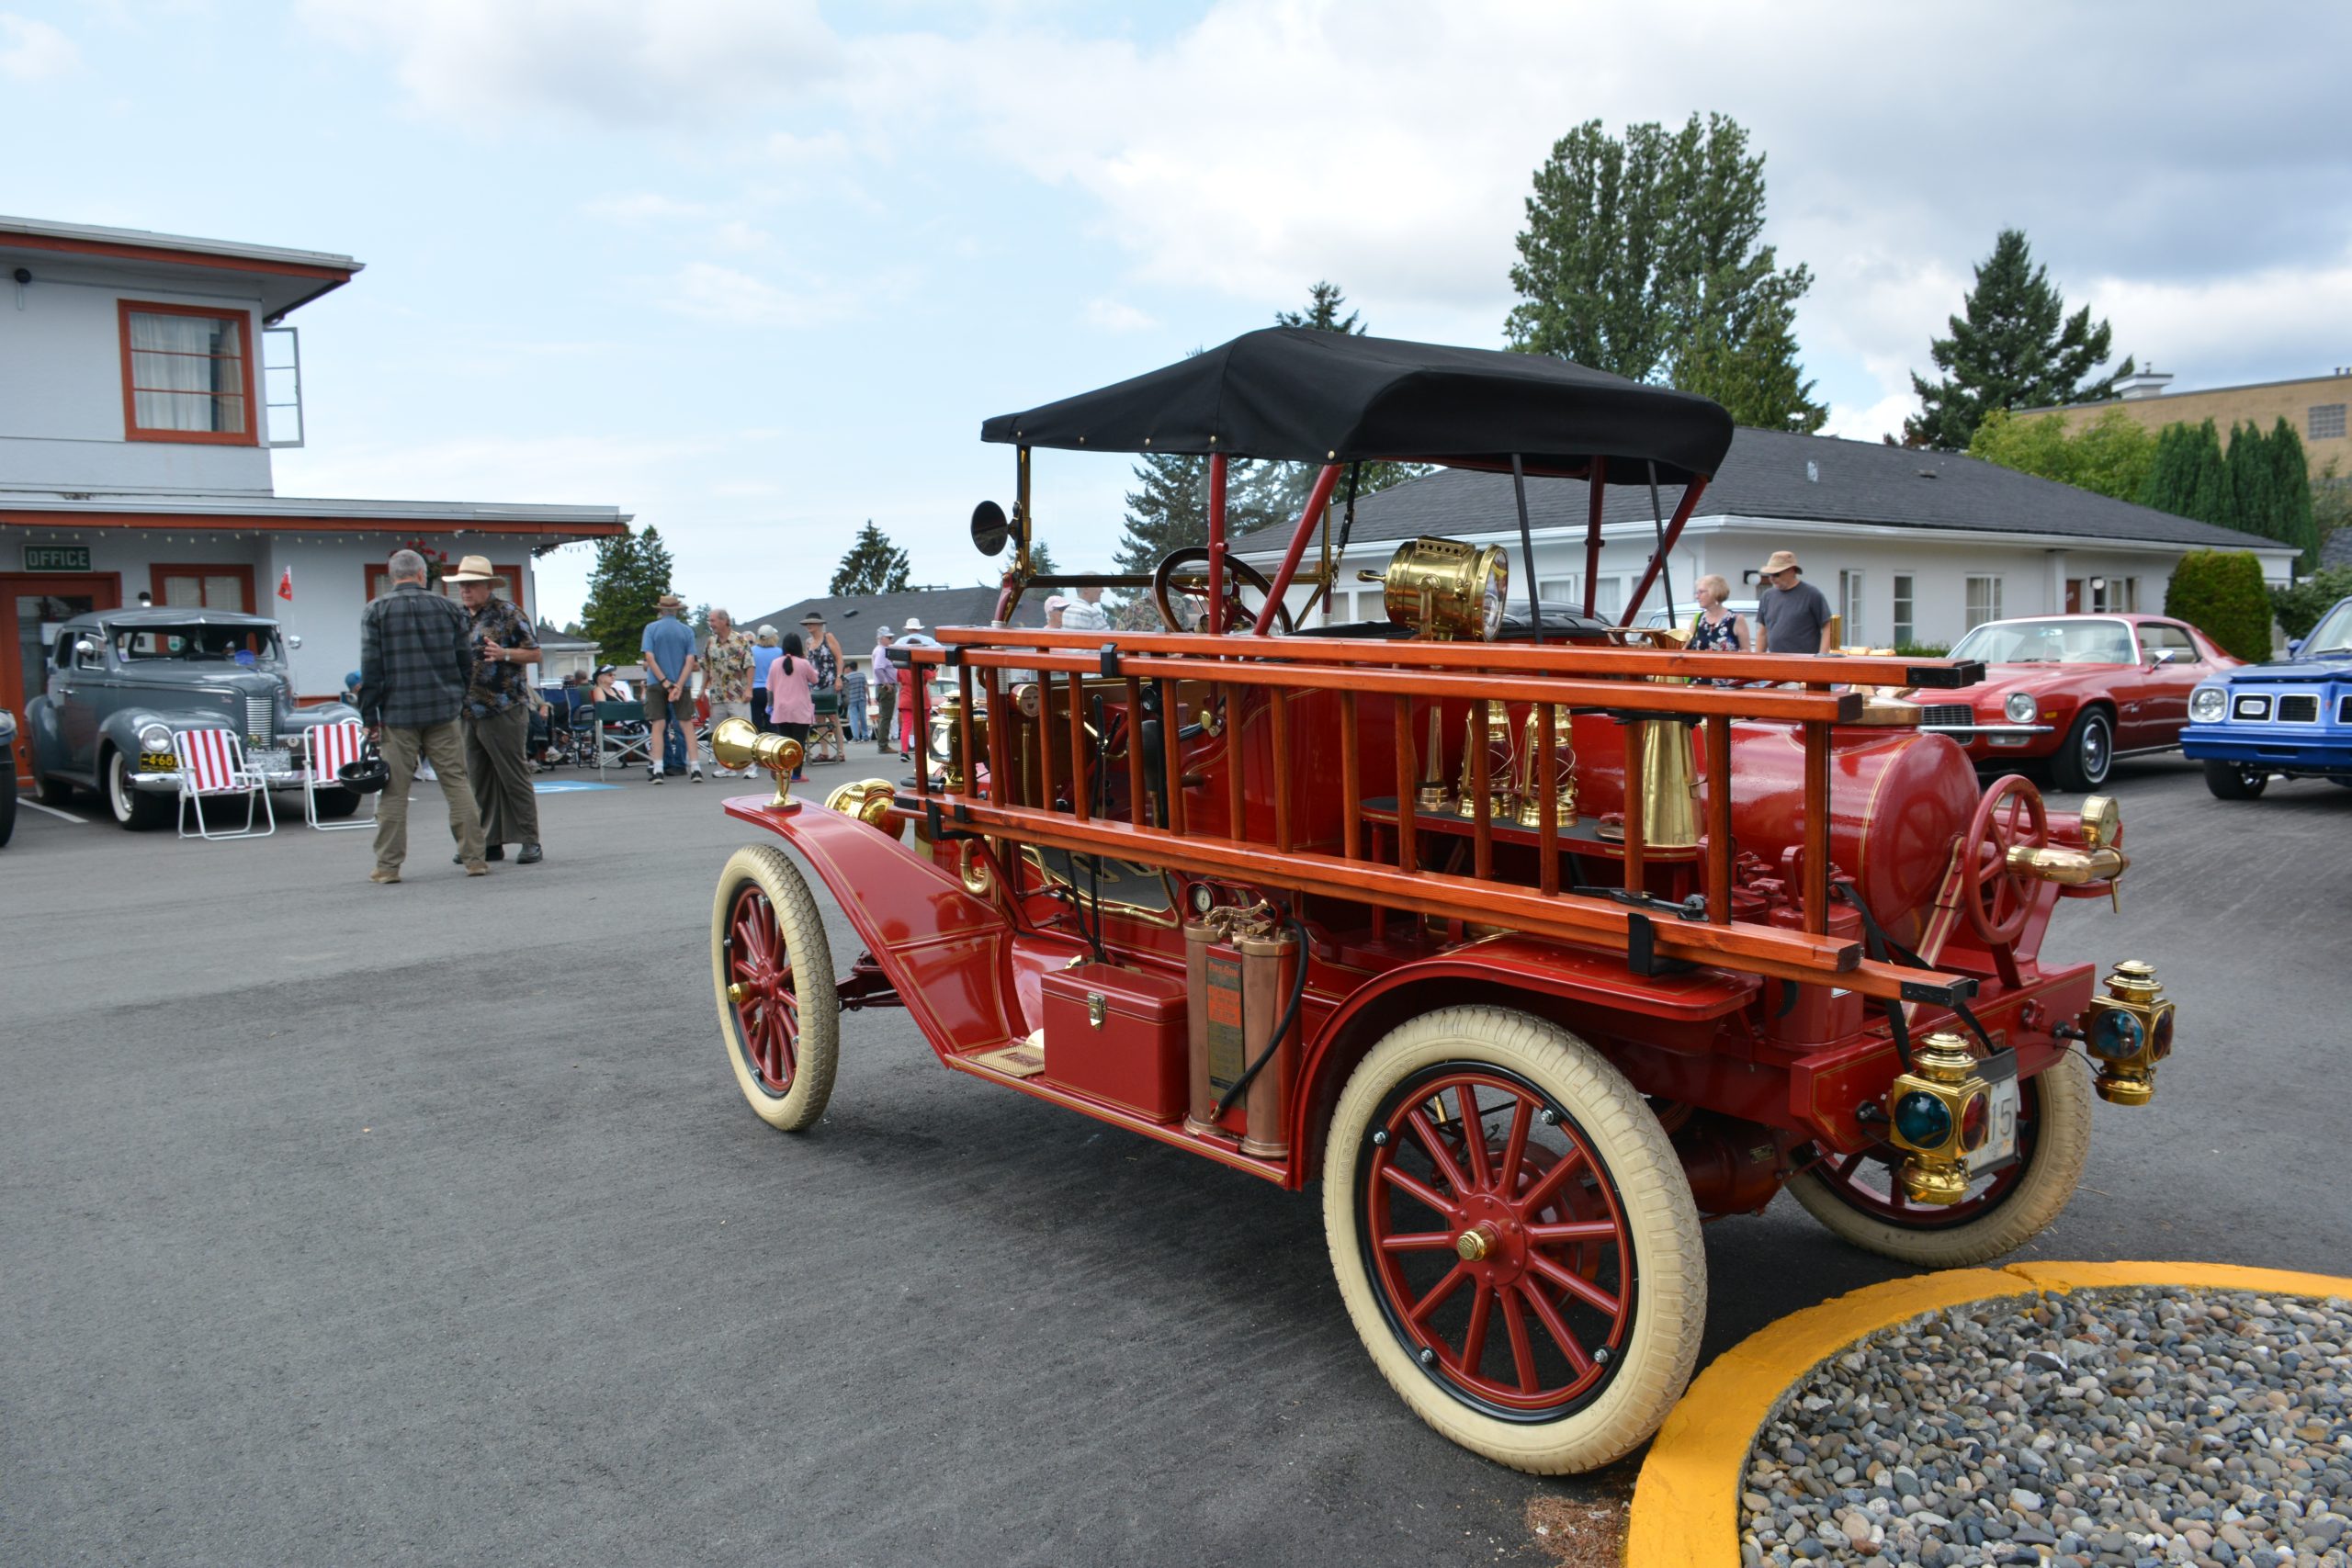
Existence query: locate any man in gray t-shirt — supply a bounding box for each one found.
[1749,550,1834,655]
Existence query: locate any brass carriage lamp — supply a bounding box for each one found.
[1455,699,1518,818]
[1883,1032,1995,1206]
[710,716,804,809]
[926,693,983,791]
[2084,959,2171,1105]
[1514,705,1577,828]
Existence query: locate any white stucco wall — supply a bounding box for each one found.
[0,262,275,495]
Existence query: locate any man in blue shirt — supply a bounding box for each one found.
[639,592,701,783]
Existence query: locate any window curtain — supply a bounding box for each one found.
[129,312,246,434]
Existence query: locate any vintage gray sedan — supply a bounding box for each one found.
[24,608,364,829]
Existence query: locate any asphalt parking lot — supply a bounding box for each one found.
[4,752,2346,1567]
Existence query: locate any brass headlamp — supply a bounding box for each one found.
[2083,959,2172,1105]
[1883,1031,1996,1206]
[709,716,803,808]
[925,693,984,791]
[1360,536,1510,642]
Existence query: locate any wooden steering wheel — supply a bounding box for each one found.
[1960,773,2049,945]
[1150,547,1295,637]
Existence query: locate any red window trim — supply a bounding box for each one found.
[118,299,261,447]
[363,562,526,604]
[149,563,258,614]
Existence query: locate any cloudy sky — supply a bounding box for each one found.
[9,1,2349,621]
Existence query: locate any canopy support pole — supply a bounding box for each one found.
[1254,463,1344,637]
[1645,459,1678,630]
[1581,456,1608,616]
[1206,453,1228,636]
[1619,477,1709,626]
[1511,454,1543,646]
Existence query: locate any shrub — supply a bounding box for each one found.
[2165,550,2274,661]
[1894,642,1951,658]
[2269,567,2352,641]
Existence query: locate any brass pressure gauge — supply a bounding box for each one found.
[1374,536,1510,641]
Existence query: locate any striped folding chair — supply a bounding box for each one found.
[304,721,375,831]
[173,728,276,840]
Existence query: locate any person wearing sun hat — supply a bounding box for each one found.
[447,553,544,863]
[1749,548,1834,656]
[639,592,701,782]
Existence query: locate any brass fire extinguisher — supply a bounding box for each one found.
[1182,906,1301,1157]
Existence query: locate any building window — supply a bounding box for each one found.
[366,563,524,604]
[1892,574,1915,646]
[119,301,257,445]
[1589,577,1623,615]
[1965,575,2004,628]
[1838,570,1864,643]
[2311,403,2347,441]
[152,565,255,613]
[1538,576,1575,608]
[2120,577,2139,612]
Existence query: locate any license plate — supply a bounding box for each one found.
[1968,1072,2021,1174]
[141,751,177,770]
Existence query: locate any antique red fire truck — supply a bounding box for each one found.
[705,330,2168,1473]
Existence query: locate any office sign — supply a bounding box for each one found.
[24,545,92,572]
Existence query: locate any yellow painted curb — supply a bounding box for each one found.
[1624,1262,2352,1568]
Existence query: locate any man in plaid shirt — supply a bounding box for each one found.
[356,549,488,883]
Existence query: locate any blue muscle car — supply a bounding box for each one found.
[2180,595,2352,799]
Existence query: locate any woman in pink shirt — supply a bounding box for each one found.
[765,632,819,781]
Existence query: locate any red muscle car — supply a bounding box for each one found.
[1905,613,2239,791]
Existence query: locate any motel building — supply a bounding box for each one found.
[0,215,628,775]
[1237,425,2299,647]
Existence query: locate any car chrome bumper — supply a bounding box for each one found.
[129,759,309,793]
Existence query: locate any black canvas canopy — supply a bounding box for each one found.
[979,327,1735,485]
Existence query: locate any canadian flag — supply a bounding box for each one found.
[277,567,294,602]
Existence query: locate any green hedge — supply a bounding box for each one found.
[2165,550,2273,661]
[2269,566,2352,641]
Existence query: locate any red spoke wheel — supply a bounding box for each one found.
[710,845,840,1132]
[1960,773,2049,945]
[1784,1063,2090,1268]
[1324,1008,1703,1474]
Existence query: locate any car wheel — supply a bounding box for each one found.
[32,758,74,806]
[1784,1063,2091,1268]
[711,844,840,1132]
[2201,759,2268,800]
[1322,1006,1704,1474]
[2049,707,2112,793]
[0,763,16,847]
[105,748,175,830]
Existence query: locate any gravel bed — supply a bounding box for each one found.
[1739,1286,2352,1567]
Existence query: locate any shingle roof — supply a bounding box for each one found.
[2322,525,2352,571]
[740,585,1044,639]
[1235,426,2298,555]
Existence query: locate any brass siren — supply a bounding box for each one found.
[710,716,804,807]
[823,776,904,839]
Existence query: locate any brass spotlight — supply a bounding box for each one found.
[710,716,804,808]
[824,777,904,839]
[1359,536,1510,641]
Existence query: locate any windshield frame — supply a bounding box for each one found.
[2301,601,2352,658]
[112,623,288,669]
[1948,616,2137,666]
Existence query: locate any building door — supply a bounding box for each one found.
[2064,579,2083,614]
[3,572,124,782]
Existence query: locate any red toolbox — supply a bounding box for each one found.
[1041,962,1189,1122]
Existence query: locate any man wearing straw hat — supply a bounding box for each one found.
[639,592,701,783]
[1749,549,1835,656]
[447,554,544,863]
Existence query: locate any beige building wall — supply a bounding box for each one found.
[2029,372,2352,476]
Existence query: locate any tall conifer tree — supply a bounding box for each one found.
[1905,229,2132,451]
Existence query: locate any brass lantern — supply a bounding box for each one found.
[1882,1031,1996,1206]
[2084,959,2172,1105]
[925,693,985,791]
[1454,699,1518,819]
[1515,705,1577,828]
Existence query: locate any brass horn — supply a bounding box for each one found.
[710,716,804,808]
[823,776,904,839]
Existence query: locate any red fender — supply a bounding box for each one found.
[724,798,1023,1062]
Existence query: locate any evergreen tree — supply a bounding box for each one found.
[581,526,674,665]
[831,520,911,595]
[1028,541,1058,576]
[1507,112,1822,429]
[1113,451,1212,581]
[2224,423,2278,545]
[2183,420,2236,528]
[1905,229,2133,451]
[2267,418,2322,570]
[1275,280,1362,333]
